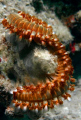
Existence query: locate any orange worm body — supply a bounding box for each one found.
[2,12,53,43]
[2,11,75,111]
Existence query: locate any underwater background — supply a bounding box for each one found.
[0,0,81,120]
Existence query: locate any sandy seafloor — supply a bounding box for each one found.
[0,0,81,120]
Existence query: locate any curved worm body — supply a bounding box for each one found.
[2,12,53,44]
[2,11,75,111]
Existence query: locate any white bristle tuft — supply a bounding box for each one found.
[19,86,22,88]
[39,102,41,106]
[43,101,48,104]
[12,103,15,107]
[41,35,45,39]
[52,31,56,34]
[67,97,71,102]
[31,31,36,36]
[54,38,58,41]
[18,101,22,103]
[35,108,38,113]
[47,24,51,27]
[27,29,31,32]
[26,101,29,105]
[35,102,38,106]
[53,97,58,101]
[44,105,48,111]
[14,89,17,92]
[37,32,40,35]
[17,106,20,110]
[10,90,14,94]
[46,35,49,38]
[23,106,27,111]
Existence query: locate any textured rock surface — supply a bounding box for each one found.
[38,85,81,120]
[0,0,81,120]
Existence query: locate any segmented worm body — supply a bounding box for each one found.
[2,11,53,45]
[2,11,75,111]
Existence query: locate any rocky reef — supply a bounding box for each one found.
[0,0,81,120]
